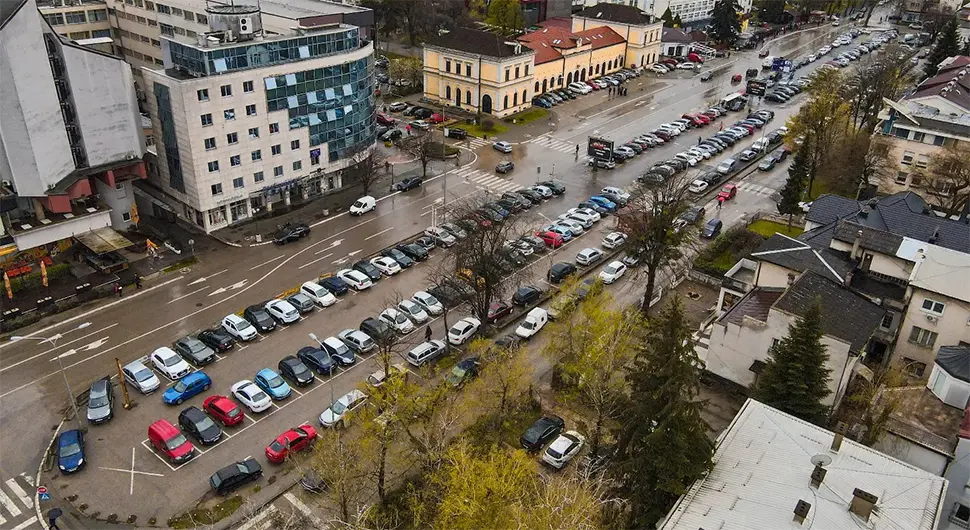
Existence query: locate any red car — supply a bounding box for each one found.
[535,230,564,248]
[376,112,395,126]
[734,122,755,133]
[487,301,514,323]
[661,58,679,66]
[203,395,244,426]
[428,113,446,124]
[717,183,738,202]
[731,74,742,83]
[265,424,317,463]
[682,113,707,126]
[585,80,600,90]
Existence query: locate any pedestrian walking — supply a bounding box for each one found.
[717,197,724,210]
[405,124,411,136]
[134,275,142,289]
[483,133,487,141]
[48,508,63,530]
[424,325,432,342]
[114,282,122,297]
[575,144,580,159]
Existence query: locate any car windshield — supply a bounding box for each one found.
[134,368,154,381]
[291,363,309,376]
[604,265,619,274]
[546,447,563,459]
[422,294,440,306]
[60,442,82,457]
[353,200,365,208]
[252,390,268,402]
[89,394,109,408]
[164,355,181,367]
[451,366,467,378]
[165,434,188,451]
[267,376,284,388]
[237,320,254,331]
[394,313,408,324]
[269,440,285,452]
[173,381,187,393]
[196,416,217,432]
[331,400,347,415]
[189,342,207,353]
[521,320,536,330]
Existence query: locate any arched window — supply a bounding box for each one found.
[595,64,600,74]
[503,94,509,109]
[522,89,527,103]
[455,88,462,107]
[580,69,586,80]
[542,79,547,92]
[567,71,573,85]
[534,81,539,92]
[513,92,518,106]
[466,91,471,105]
[446,86,451,100]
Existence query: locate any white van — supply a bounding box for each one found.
[301,281,337,307]
[350,195,376,216]
[515,307,548,339]
[762,55,776,69]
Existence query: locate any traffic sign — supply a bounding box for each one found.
[38,486,50,501]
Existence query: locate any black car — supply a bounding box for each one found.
[428,284,464,308]
[496,161,515,174]
[360,317,394,342]
[414,236,437,252]
[173,336,217,366]
[396,243,428,261]
[663,159,687,172]
[477,207,503,223]
[517,188,544,203]
[637,172,665,185]
[680,205,706,224]
[395,177,422,191]
[512,285,543,306]
[494,334,522,350]
[600,192,628,207]
[538,180,565,195]
[381,129,403,141]
[650,165,676,178]
[179,406,222,445]
[353,260,383,282]
[445,127,467,140]
[244,305,276,332]
[300,469,327,494]
[413,107,434,119]
[520,415,565,452]
[484,202,509,219]
[501,192,532,210]
[210,458,262,495]
[273,222,310,245]
[404,105,426,116]
[578,201,609,216]
[297,346,335,375]
[440,222,468,239]
[699,171,722,185]
[197,328,235,352]
[278,355,315,386]
[519,234,547,252]
[381,247,414,268]
[548,262,577,283]
[496,198,522,214]
[319,276,350,295]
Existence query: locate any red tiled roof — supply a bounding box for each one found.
[518,27,577,64]
[911,55,970,111]
[539,17,572,30]
[572,26,625,50]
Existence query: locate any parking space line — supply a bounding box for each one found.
[237,345,249,351]
[289,386,304,397]
[140,440,179,472]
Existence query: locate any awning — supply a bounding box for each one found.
[75,227,134,254]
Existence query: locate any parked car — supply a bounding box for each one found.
[447,317,481,345]
[412,291,444,315]
[352,260,383,282]
[601,232,627,249]
[515,307,548,339]
[148,419,195,464]
[575,247,604,266]
[178,406,223,445]
[151,346,191,380]
[319,275,350,295]
[702,218,723,239]
[244,305,277,333]
[300,281,337,307]
[381,248,414,268]
[512,285,543,306]
[210,458,262,495]
[198,328,235,352]
[337,329,376,354]
[599,261,627,284]
[395,176,422,191]
[542,431,586,469]
[319,389,368,427]
[265,425,317,463]
[203,395,244,426]
[445,356,480,387]
[231,380,273,413]
[86,378,114,424]
[297,346,336,375]
[163,371,212,405]
[521,415,566,452]
[173,336,217,366]
[57,429,86,473]
[255,368,291,400]
[123,359,160,394]
[406,340,447,367]
[548,262,577,283]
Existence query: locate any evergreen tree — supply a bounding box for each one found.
[961,37,970,57]
[754,300,832,424]
[708,0,742,46]
[611,298,713,527]
[776,146,809,226]
[924,19,960,78]
[661,7,675,26]
[673,14,684,27]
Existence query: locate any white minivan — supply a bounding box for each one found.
[301,281,337,307]
[350,195,376,216]
[515,307,548,339]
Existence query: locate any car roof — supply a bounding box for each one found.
[180,406,206,421]
[59,428,81,444]
[184,371,209,383]
[256,368,276,378]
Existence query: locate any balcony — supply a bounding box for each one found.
[722,258,757,293]
[6,200,112,251]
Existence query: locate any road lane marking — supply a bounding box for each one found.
[187,269,229,286]
[9,516,37,530]
[167,286,209,304]
[248,255,285,270]
[283,493,327,527]
[238,506,277,530]
[4,479,31,509]
[298,254,333,270]
[0,487,22,517]
[1,324,119,374]
[365,227,394,240]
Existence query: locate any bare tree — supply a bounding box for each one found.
[914,143,970,218]
[398,382,466,474]
[617,176,695,316]
[845,50,905,130]
[307,428,374,523]
[399,133,438,177]
[343,144,387,196]
[820,131,894,197]
[465,338,532,424]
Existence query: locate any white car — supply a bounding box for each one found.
[493,141,513,153]
[675,152,699,167]
[366,364,408,387]
[231,380,273,413]
[398,299,430,323]
[319,389,368,427]
[531,185,553,198]
[601,232,627,249]
[379,308,415,334]
[151,346,191,380]
[406,340,447,367]
[515,307,548,339]
[570,207,601,222]
[448,317,481,345]
[370,256,402,276]
[650,64,667,74]
[600,186,630,201]
[265,299,300,324]
[556,219,585,236]
[599,260,627,284]
[567,82,592,94]
[576,247,604,266]
[300,281,337,307]
[122,359,161,394]
[688,147,711,160]
[337,269,372,291]
[222,313,258,341]
[677,62,698,70]
[558,211,594,229]
[542,431,586,469]
[412,291,444,316]
[337,329,375,353]
[688,180,709,194]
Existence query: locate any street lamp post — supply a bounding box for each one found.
[10,322,92,431]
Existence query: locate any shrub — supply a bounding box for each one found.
[481,119,495,131]
[0,311,42,333]
[694,226,766,276]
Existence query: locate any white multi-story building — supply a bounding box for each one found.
[143,5,376,233]
[583,0,753,26]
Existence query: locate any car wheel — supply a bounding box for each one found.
[203,384,210,391]
[176,397,183,405]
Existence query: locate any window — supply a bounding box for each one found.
[151,39,161,47]
[233,177,244,189]
[159,23,174,36]
[273,166,284,177]
[524,64,529,75]
[251,150,262,161]
[196,13,207,24]
[921,298,945,315]
[246,104,257,116]
[916,154,929,168]
[911,174,923,187]
[254,171,264,183]
[293,160,302,171]
[211,183,222,195]
[513,93,518,106]
[446,86,451,99]
[311,153,320,166]
[248,127,259,139]
[207,161,219,172]
[913,131,925,142]
[895,171,908,185]
[65,11,87,24]
[145,1,154,9]
[204,137,216,150]
[242,80,254,93]
[290,139,300,150]
[92,29,111,39]
[932,135,945,146]
[901,151,914,165]
[224,109,235,121]
[902,357,927,377]
[230,155,241,167]
[950,502,970,526]
[174,26,185,35]
[201,113,213,126]
[465,64,471,76]
[445,60,451,73]
[504,95,509,109]
[122,212,132,222]
[908,326,939,348]
[220,84,232,97]
[88,9,107,21]
[226,132,238,144]
[271,145,282,155]
[183,10,194,21]
[269,123,279,134]
[771,338,781,350]
[466,91,471,105]
[515,66,520,78]
[505,69,510,81]
[44,13,64,25]
[880,312,894,330]
[69,31,90,40]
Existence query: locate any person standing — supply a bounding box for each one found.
[134,275,142,289]
[424,325,432,342]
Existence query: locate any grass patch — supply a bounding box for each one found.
[464,400,541,450]
[748,219,804,238]
[458,120,510,139]
[162,255,199,273]
[504,107,548,125]
[167,496,243,529]
[806,179,829,200]
[695,226,768,276]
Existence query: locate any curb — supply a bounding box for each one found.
[36,418,66,530]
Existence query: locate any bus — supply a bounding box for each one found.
[720,92,748,111]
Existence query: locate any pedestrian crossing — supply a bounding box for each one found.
[235,490,328,530]
[464,136,489,149]
[526,134,577,154]
[452,167,523,194]
[735,181,776,197]
[0,473,37,529]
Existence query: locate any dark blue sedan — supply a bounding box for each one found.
[588,196,617,212]
[57,429,85,473]
[319,276,350,295]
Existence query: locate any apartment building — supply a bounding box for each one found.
[875,56,970,198]
[572,3,663,69]
[143,6,376,233]
[581,0,753,28]
[36,0,112,51]
[1,0,146,256]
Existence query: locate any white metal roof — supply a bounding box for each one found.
[658,399,947,530]
[909,244,970,303]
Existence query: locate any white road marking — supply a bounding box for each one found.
[248,255,285,271]
[4,479,31,509]
[188,269,229,286]
[283,493,328,528]
[298,254,333,270]
[167,286,209,304]
[237,506,277,530]
[19,474,33,488]
[0,487,22,517]
[364,227,394,240]
[9,516,37,530]
[1,324,119,374]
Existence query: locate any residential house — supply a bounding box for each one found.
[571,3,663,69]
[657,399,948,530]
[940,404,970,529]
[660,26,693,57]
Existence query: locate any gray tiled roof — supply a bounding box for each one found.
[773,271,886,353]
[805,194,860,226]
[574,3,655,26]
[935,345,970,383]
[427,28,533,58]
[720,287,786,327]
[833,220,904,255]
[750,234,853,283]
[849,272,908,302]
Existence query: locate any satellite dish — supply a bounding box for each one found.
[811,454,833,467]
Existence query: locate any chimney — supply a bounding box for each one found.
[793,500,812,525]
[849,488,878,522]
[810,464,827,489]
[830,422,847,453]
[851,229,863,260]
[928,227,939,244]
[787,273,796,287]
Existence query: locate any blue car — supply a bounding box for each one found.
[532,97,551,109]
[588,196,617,212]
[255,368,291,400]
[163,371,212,405]
[543,224,573,242]
[57,429,85,473]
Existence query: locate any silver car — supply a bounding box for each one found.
[123,359,160,394]
[86,378,114,424]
